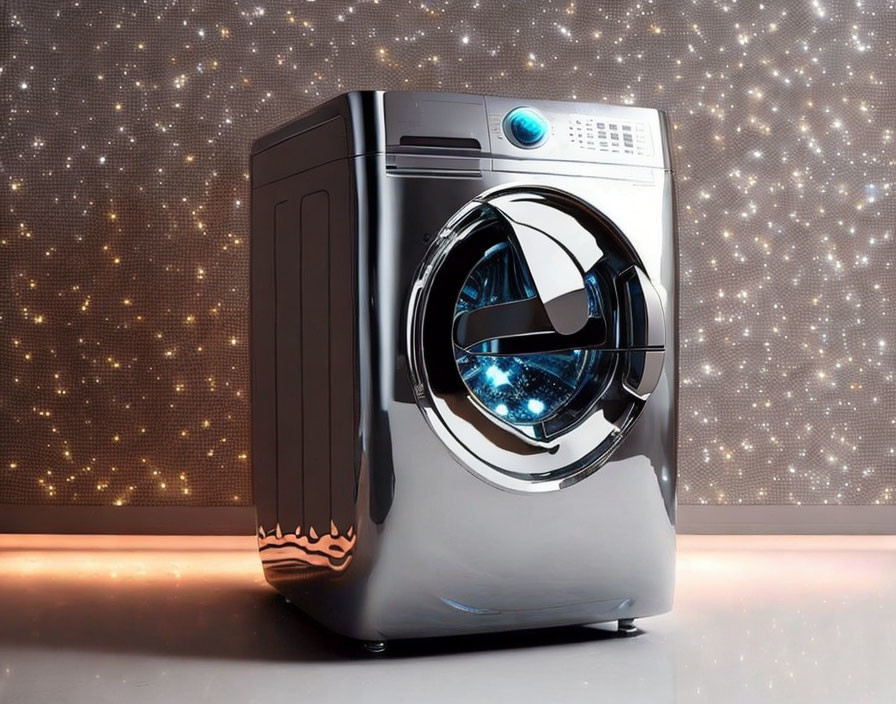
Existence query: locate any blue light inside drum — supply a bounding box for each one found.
[506,108,548,147]
[454,242,598,427]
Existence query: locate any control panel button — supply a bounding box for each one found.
[503,107,549,148]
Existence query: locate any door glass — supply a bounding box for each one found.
[409,185,665,489]
[454,241,602,427]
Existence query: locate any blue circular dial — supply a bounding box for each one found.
[503,107,549,148]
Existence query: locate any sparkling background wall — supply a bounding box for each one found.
[1,0,894,507]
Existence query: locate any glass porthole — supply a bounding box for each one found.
[407,186,666,491]
[454,242,602,430]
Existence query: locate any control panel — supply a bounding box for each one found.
[485,95,663,168]
[381,92,669,170]
[566,114,651,157]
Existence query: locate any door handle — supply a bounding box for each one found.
[619,265,665,349]
[489,205,591,336]
[453,298,609,355]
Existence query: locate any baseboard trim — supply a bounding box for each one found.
[0,505,257,535]
[3,504,895,536]
[677,504,896,535]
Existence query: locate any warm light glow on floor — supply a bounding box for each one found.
[0,534,264,584]
[0,534,894,701]
[2,533,894,595]
[676,534,896,600]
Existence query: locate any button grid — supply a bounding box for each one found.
[567,115,652,156]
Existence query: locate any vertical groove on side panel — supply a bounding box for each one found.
[301,191,332,536]
[250,190,278,533]
[275,200,303,532]
[329,182,355,534]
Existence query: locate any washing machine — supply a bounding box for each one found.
[250,91,677,646]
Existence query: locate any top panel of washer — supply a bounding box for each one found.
[250,91,671,171]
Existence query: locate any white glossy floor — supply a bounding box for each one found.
[0,534,893,703]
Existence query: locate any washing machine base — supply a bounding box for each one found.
[356,619,640,655]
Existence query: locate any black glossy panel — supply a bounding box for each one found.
[254,118,347,187]
[250,187,279,532]
[301,191,331,535]
[275,199,304,531]
[329,183,356,533]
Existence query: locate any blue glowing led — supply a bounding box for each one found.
[485,364,511,387]
[504,107,549,148]
[454,242,598,426]
[527,398,545,415]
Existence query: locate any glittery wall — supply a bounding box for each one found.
[1,1,893,507]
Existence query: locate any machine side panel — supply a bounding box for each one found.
[660,168,678,525]
[253,117,348,188]
[251,91,384,159]
[251,156,358,575]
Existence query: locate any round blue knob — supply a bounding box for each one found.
[504,107,549,148]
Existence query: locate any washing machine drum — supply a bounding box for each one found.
[408,186,666,492]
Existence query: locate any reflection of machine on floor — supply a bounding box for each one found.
[250,91,678,648]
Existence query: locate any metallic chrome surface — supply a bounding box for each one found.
[624,350,667,401]
[484,95,669,169]
[498,218,589,335]
[487,191,605,271]
[252,92,677,641]
[406,184,666,492]
[453,298,554,351]
[621,265,667,349]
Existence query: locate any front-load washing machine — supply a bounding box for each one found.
[250,91,677,645]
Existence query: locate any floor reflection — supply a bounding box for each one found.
[0,535,356,662]
[0,534,894,703]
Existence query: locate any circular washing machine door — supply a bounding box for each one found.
[407,186,666,492]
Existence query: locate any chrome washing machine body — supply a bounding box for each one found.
[250,91,677,643]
